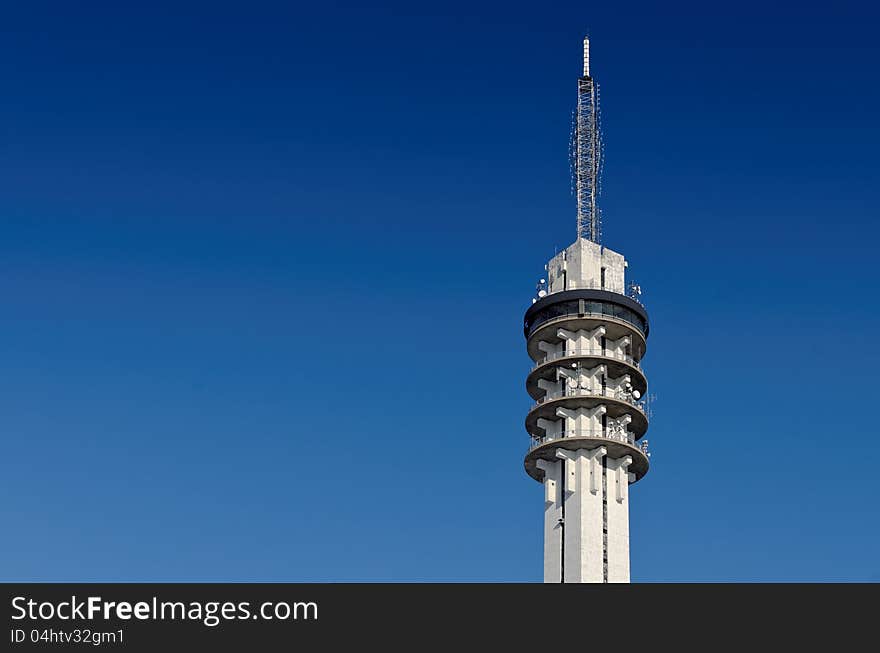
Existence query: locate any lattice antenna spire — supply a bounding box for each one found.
[574,35,603,243]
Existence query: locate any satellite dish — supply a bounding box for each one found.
[632,390,641,400]
[538,290,547,298]
[540,278,546,284]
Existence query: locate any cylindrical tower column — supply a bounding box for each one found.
[523,238,651,583]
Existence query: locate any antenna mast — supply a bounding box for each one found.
[574,36,603,243]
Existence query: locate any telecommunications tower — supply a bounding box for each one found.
[523,36,651,583]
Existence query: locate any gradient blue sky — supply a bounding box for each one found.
[2,1,878,581]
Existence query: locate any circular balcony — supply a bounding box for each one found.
[526,313,647,363]
[525,386,649,438]
[524,429,650,483]
[524,289,648,342]
[526,349,647,401]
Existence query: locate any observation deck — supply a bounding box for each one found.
[523,238,652,485]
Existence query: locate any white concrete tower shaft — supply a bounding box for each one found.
[523,39,651,583]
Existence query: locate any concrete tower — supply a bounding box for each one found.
[522,36,651,583]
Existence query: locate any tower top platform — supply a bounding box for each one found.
[545,238,627,296]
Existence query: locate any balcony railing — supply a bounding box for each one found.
[532,386,648,413]
[531,348,640,372]
[534,280,645,307]
[528,429,650,456]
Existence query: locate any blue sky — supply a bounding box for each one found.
[1,1,878,581]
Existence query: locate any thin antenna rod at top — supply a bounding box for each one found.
[583,36,590,77]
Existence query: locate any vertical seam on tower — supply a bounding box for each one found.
[560,465,565,583]
[602,458,608,583]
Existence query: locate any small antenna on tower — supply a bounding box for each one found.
[583,35,590,77]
